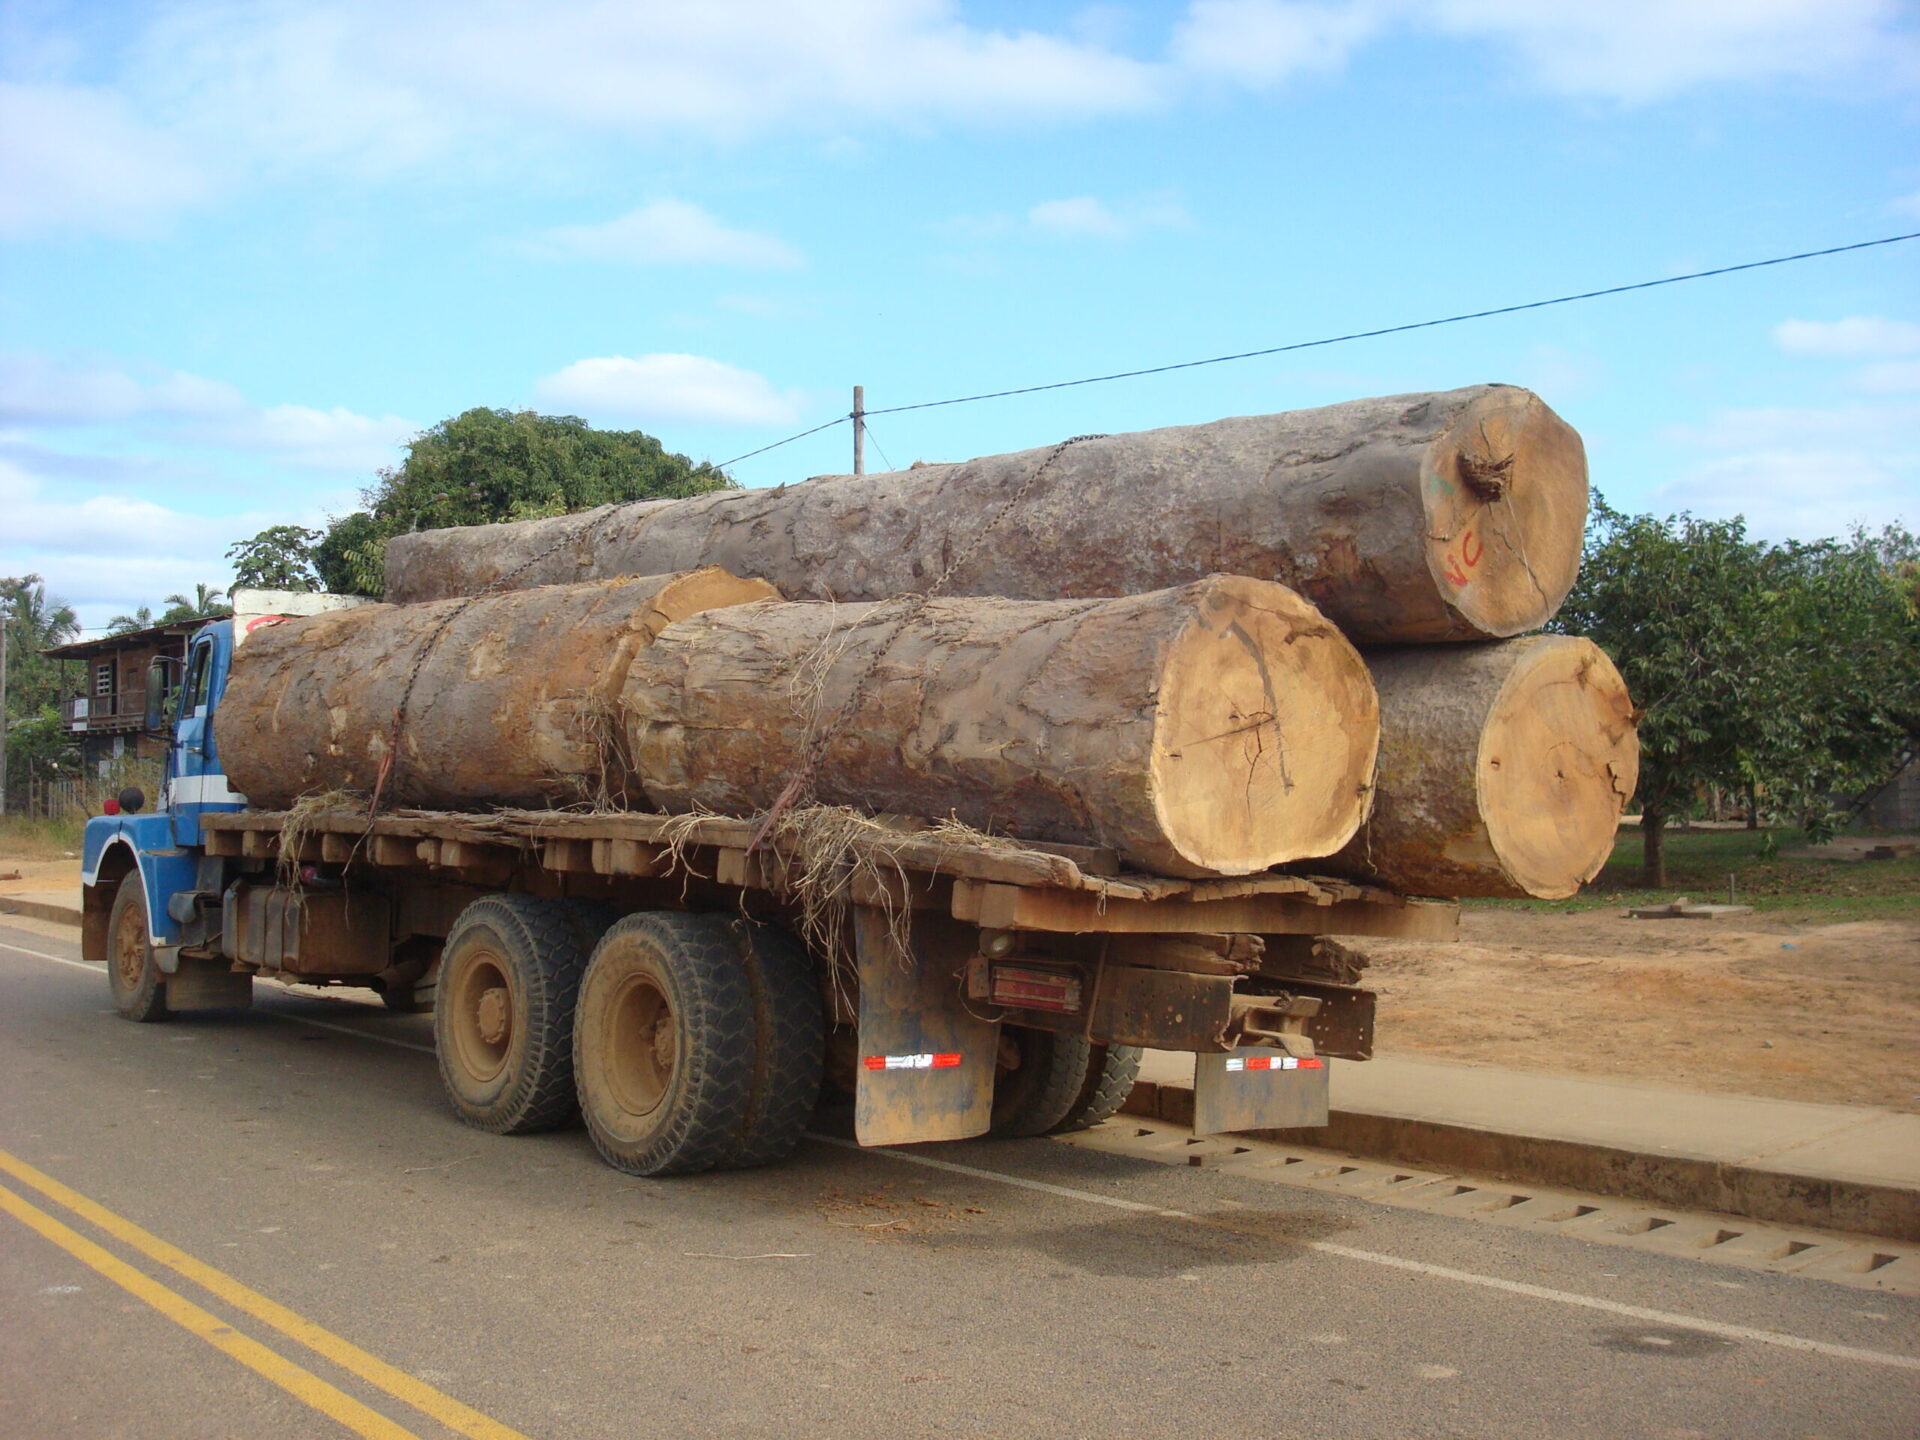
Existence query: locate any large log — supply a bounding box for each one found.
[1327,636,1638,899]
[621,576,1380,878]
[216,569,777,809]
[385,385,1587,643]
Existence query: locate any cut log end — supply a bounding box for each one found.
[644,566,782,636]
[1477,637,1639,898]
[1148,576,1380,876]
[1422,388,1589,640]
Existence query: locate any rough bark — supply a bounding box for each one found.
[1326,635,1639,899]
[622,576,1380,878]
[216,569,777,809]
[385,385,1588,644]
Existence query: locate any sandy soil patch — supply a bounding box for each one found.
[0,857,81,896]
[1353,907,1920,1112]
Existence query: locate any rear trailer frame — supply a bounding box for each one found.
[188,808,1455,1157]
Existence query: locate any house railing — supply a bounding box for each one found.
[60,690,151,730]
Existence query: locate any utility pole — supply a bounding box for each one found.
[852,385,866,476]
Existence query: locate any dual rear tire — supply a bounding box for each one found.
[573,913,823,1177]
[434,899,824,1176]
[434,897,1124,1173]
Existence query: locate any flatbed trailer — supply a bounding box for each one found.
[80,605,1457,1176]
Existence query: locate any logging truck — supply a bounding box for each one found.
[78,590,1456,1177]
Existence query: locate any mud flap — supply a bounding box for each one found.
[165,958,254,1011]
[854,907,998,1146]
[1192,1050,1329,1135]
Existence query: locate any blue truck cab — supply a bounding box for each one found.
[78,591,386,1016]
[81,616,245,962]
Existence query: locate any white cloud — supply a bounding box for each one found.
[1420,0,1913,102]
[1170,0,1384,87]
[1774,316,1920,359]
[1027,195,1192,238]
[1653,397,1917,540]
[1649,450,1913,541]
[1029,196,1129,238]
[535,354,803,427]
[0,352,414,470]
[531,200,802,268]
[1664,400,1920,454]
[945,194,1193,243]
[0,81,209,239]
[1854,361,1920,395]
[202,405,417,471]
[0,352,245,426]
[10,2,1912,235]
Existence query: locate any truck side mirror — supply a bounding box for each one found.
[143,657,176,733]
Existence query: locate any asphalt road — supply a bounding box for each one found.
[2,916,1915,1440]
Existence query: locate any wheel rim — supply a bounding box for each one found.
[448,949,514,1084]
[113,899,148,993]
[603,972,675,1119]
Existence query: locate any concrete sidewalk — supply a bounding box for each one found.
[0,889,80,927]
[1131,1050,1920,1243]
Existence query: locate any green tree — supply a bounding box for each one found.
[313,408,732,596]
[159,584,229,623]
[1554,504,1920,883]
[2,574,81,719]
[2,577,84,800]
[227,525,322,591]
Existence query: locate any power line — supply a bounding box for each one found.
[714,414,850,471]
[718,230,1920,469]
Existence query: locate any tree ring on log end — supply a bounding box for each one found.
[1477,636,1639,899]
[1147,576,1380,876]
[1422,388,1588,639]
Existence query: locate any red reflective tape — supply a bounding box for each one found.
[863,1053,965,1071]
[1301,1058,1325,1069]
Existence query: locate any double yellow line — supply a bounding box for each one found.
[0,1147,531,1440]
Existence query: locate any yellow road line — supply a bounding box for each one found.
[0,1147,533,1440]
[0,1180,421,1440]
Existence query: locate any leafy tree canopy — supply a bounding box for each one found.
[159,584,228,623]
[2,574,80,720]
[312,408,733,596]
[1552,502,1920,882]
[228,526,322,592]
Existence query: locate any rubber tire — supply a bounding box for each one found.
[433,895,596,1135]
[988,1027,1092,1138]
[574,912,756,1177]
[1051,1044,1143,1133]
[717,920,824,1170]
[106,872,171,1023]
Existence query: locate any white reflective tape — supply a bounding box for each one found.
[168,774,248,806]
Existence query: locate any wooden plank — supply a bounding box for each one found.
[240,830,276,859]
[319,833,355,865]
[369,834,416,868]
[950,878,1458,940]
[203,828,244,857]
[541,837,595,874]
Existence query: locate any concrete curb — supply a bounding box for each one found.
[1125,1081,1920,1245]
[0,898,81,928]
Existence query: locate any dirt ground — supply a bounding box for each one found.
[1353,906,1920,1113]
[0,857,79,895]
[9,849,1917,1112]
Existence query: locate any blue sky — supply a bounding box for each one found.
[3,0,1917,632]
